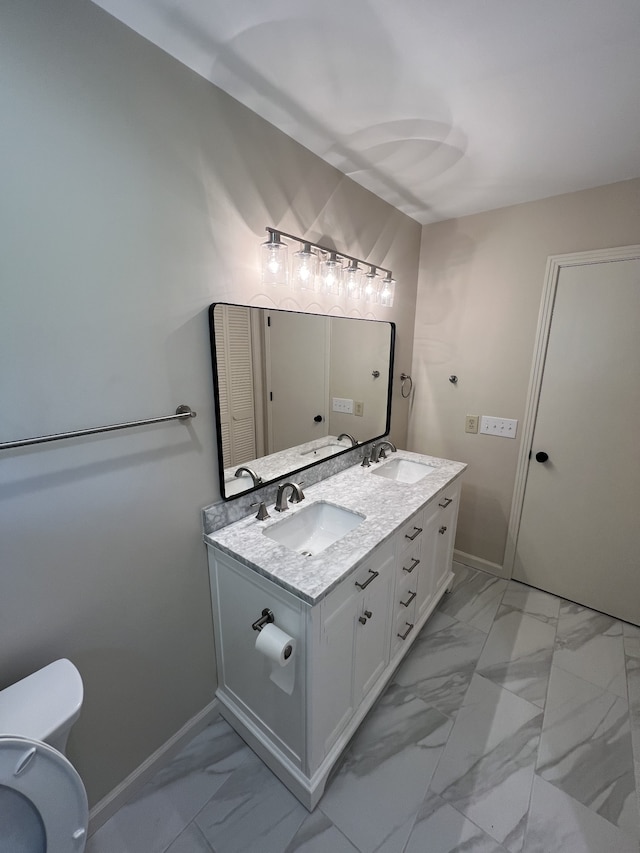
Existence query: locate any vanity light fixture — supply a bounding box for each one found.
[260,227,396,307]
[260,230,289,286]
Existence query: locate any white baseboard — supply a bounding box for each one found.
[453,549,509,580]
[88,698,220,835]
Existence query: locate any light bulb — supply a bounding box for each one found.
[268,252,281,275]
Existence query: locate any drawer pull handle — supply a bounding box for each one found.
[358,609,373,625]
[355,569,379,590]
[397,622,414,640]
[403,558,420,574]
[400,591,416,607]
[405,526,423,541]
[439,497,453,508]
[439,525,448,535]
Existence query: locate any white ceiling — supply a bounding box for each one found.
[90,0,640,224]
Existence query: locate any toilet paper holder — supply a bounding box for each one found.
[252,608,275,632]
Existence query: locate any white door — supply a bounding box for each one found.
[265,311,329,453]
[513,252,640,625]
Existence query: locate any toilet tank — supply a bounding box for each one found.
[0,659,83,754]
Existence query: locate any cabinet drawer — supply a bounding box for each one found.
[397,510,425,553]
[435,486,459,524]
[323,539,394,620]
[392,606,417,656]
[395,569,418,615]
[397,546,422,579]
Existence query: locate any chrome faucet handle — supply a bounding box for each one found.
[378,447,387,460]
[361,453,371,467]
[251,501,270,521]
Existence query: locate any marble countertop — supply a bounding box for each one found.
[205,450,466,606]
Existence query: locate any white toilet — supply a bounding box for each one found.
[0,659,88,852]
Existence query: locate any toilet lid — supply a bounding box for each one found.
[0,736,88,853]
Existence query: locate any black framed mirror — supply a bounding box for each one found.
[209,303,395,500]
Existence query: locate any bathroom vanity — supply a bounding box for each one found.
[204,450,465,809]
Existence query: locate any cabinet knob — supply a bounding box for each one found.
[358,610,373,625]
[439,525,447,534]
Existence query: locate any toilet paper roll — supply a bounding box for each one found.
[255,624,296,667]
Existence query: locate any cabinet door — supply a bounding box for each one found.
[353,549,394,703]
[311,592,357,767]
[432,485,460,592]
[416,503,440,619]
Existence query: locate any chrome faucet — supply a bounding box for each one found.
[370,440,397,462]
[337,432,358,446]
[234,466,263,486]
[275,481,305,512]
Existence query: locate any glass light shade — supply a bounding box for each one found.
[261,232,289,286]
[344,262,362,300]
[379,276,396,307]
[292,243,318,291]
[320,252,343,296]
[363,267,380,304]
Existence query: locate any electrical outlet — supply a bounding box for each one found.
[479,416,518,438]
[354,401,364,417]
[332,397,354,414]
[465,415,479,434]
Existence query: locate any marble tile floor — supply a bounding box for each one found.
[87,565,640,853]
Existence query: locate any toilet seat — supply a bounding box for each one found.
[0,736,88,852]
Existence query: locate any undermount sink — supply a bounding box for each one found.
[299,444,343,460]
[263,501,364,557]
[224,475,254,496]
[371,457,437,484]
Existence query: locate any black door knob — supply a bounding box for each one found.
[313,415,323,423]
[535,451,549,463]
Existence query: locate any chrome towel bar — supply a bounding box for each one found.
[0,404,196,451]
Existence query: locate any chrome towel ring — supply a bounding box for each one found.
[400,373,413,398]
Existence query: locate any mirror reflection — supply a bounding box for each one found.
[209,304,395,500]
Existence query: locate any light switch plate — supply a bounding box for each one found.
[354,401,364,417]
[332,397,354,414]
[480,416,518,438]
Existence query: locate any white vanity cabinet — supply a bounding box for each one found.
[206,472,463,810]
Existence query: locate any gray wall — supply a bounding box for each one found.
[409,178,640,571]
[0,0,421,804]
